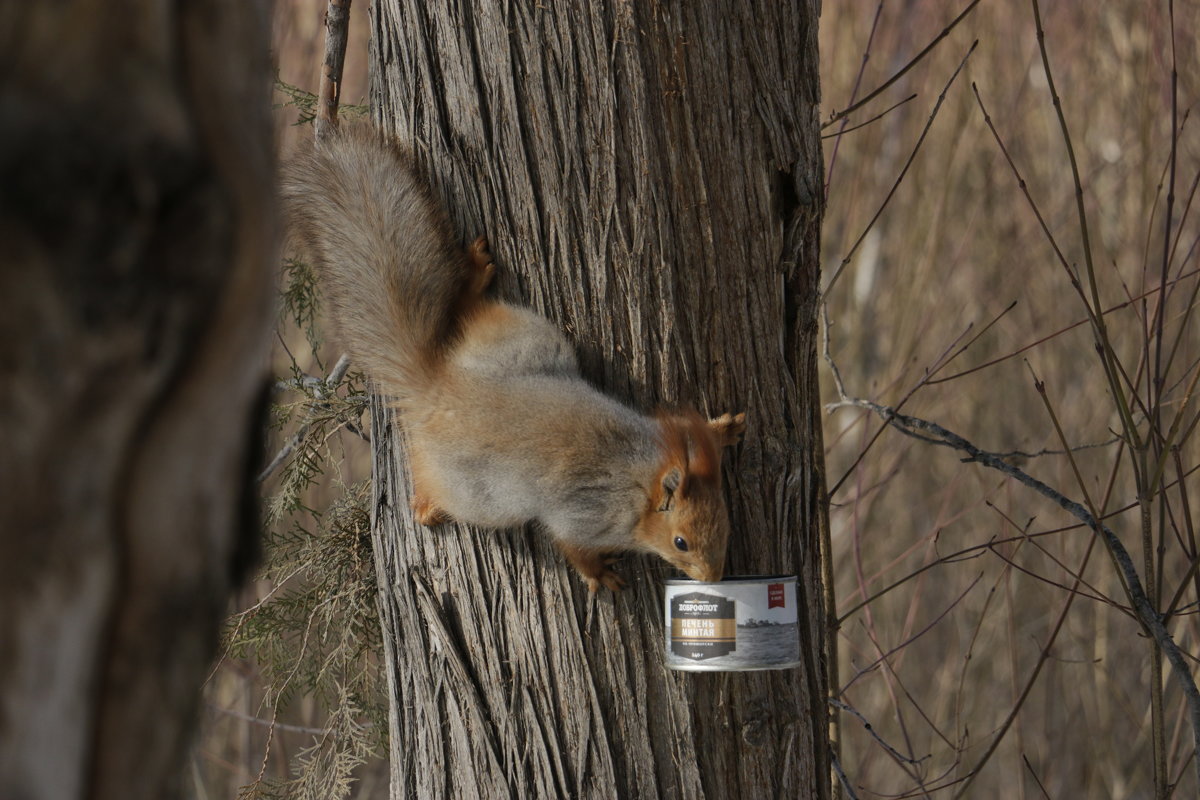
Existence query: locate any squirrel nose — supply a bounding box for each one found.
[689,563,724,583]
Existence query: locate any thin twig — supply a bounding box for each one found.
[822,94,918,140]
[826,41,978,294]
[830,699,931,767]
[259,354,355,482]
[1158,166,1200,386]
[841,573,982,694]
[1150,0,1180,444]
[929,268,1200,386]
[825,303,976,497]
[845,482,933,794]
[830,747,862,800]
[315,0,353,141]
[952,430,1105,797]
[985,501,1117,609]
[823,0,985,129]
[1023,754,1053,800]
[826,0,885,201]
[208,704,331,737]
[1031,0,1142,459]
[826,397,1119,464]
[838,549,985,624]
[245,612,318,795]
[836,386,1200,791]
[1166,447,1200,622]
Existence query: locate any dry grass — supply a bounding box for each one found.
[822,1,1200,797]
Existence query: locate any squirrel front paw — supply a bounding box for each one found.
[555,542,626,592]
[708,412,747,448]
[583,560,627,593]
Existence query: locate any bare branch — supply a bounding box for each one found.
[315,0,353,141]
[826,40,977,295]
[259,354,358,483]
[830,699,931,768]
[207,704,330,737]
[834,387,1200,790]
[929,268,1200,386]
[823,0,985,130]
[829,747,862,800]
[1023,754,1053,800]
[825,0,885,201]
[821,93,918,140]
[841,572,982,694]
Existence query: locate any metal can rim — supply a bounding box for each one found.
[664,573,797,586]
[667,660,804,672]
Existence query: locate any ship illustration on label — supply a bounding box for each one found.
[670,591,736,660]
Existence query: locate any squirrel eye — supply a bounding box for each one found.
[673,536,689,552]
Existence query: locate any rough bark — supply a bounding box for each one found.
[369,2,827,797]
[0,3,276,799]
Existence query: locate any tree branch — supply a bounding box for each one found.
[258,353,356,482]
[315,0,353,141]
[822,0,985,130]
[829,388,1200,785]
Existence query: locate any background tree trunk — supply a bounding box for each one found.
[369,2,827,796]
[0,3,276,799]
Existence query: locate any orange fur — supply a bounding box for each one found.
[655,411,726,488]
[554,541,626,592]
[633,411,743,583]
[447,236,497,339]
[408,441,451,526]
[459,300,520,342]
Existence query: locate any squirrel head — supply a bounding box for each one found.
[636,411,746,582]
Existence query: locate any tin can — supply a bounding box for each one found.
[664,575,801,671]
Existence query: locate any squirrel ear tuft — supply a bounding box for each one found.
[662,467,683,494]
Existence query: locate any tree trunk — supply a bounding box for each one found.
[0,3,276,799]
[369,2,827,797]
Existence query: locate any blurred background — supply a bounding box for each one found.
[193,1,1200,797]
[822,2,1199,797]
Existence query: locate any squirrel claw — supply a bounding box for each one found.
[586,567,626,593]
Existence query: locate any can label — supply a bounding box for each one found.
[670,592,736,660]
[664,576,801,671]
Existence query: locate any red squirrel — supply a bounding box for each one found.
[282,125,745,591]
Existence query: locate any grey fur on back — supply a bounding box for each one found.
[280,126,468,407]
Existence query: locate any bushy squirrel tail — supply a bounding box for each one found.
[281,126,471,408]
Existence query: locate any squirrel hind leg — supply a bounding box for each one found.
[554,541,626,592]
[409,442,454,527]
[450,236,496,326]
[411,494,451,527]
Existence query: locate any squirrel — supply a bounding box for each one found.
[281,125,745,592]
